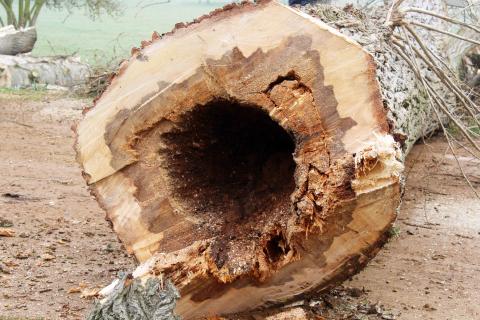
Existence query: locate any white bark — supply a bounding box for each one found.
[300,1,452,156]
[0,54,91,88]
[0,25,37,55]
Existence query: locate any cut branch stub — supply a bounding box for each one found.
[75,1,403,318]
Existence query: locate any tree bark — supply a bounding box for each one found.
[75,1,451,318]
[0,25,37,55]
[0,54,91,88]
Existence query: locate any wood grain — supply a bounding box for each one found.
[76,1,403,318]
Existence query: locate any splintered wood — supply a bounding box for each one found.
[76,1,406,318]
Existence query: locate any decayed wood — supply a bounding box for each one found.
[75,1,450,318]
[0,54,91,88]
[0,25,37,55]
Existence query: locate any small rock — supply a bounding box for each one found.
[103,243,114,253]
[368,303,382,315]
[347,287,364,298]
[431,254,446,260]
[0,262,11,274]
[41,253,56,261]
[423,303,436,311]
[83,231,95,237]
[3,260,18,267]
[15,251,31,259]
[308,300,323,308]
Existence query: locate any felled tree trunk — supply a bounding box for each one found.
[0,54,91,88]
[76,1,449,319]
[0,25,37,55]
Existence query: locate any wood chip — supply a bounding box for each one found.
[41,253,56,261]
[4,260,18,267]
[265,308,309,320]
[68,287,81,294]
[0,227,15,237]
[68,282,88,294]
[80,287,100,299]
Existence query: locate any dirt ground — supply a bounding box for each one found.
[0,92,479,320]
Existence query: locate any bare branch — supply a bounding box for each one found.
[403,7,480,34]
[409,20,480,46]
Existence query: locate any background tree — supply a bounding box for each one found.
[0,0,122,29]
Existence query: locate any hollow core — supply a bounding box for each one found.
[161,99,296,235]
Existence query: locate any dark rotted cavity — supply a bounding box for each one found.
[264,233,290,263]
[160,99,296,233]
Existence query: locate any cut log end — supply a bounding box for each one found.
[76,1,404,318]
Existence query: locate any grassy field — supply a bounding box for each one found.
[3,0,368,66]
[30,0,235,65]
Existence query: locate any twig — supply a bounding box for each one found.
[0,120,34,128]
[409,21,480,46]
[402,25,480,114]
[425,82,480,198]
[448,132,480,161]
[385,0,406,27]
[402,221,435,229]
[395,29,480,198]
[361,0,380,10]
[455,233,474,239]
[403,7,480,34]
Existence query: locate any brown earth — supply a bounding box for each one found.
[0,92,479,320]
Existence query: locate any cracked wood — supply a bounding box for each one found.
[75,1,405,318]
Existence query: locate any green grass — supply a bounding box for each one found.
[447,120,480,138]
[0,86,50,100]
[1,0,246,65]
[30,0,237,66]
[388,225,401,239]
[470,124,480,136]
